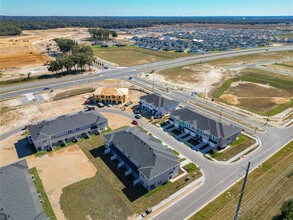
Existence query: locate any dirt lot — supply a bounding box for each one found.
[220,81,293,113]
[0,28,89,80]
[26,145,97,220]
[143,63,229,93]
[0,132,24,167]
[0,79,145,133]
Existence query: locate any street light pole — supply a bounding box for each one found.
[234,161,251,220]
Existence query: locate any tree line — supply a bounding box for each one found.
[0,16,292,36]
[0,23,22,36]
[47,38,95,73]
[88,28,118,40]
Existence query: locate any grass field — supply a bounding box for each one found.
[29,167,57,220]
[210,134,256,161]
[60,133,202,220]
[93,46,190,66]
[212,68,293,116]
[190,140,293,220]
[207,50,293,67]
[53,87,95,100]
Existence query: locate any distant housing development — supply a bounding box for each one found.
[169,108,242,150]
[0,160,47,220]
[104,127,180,191]
[93,87,129,104]
[139,93,180,116]
[28,111,108,151]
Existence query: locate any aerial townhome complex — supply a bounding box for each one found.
[93,87,129,104]
[139,93,180,116]
[104,127,180,191]
[169,108,242,151]
[28,111,108,151]
[0,160,47,220]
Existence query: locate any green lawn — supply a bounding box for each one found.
[29,168,57,220]
[210,134,256,161]
[190,141,293,220]
[60,132,202,220]
[172,149,180,156]
[211,68,293,116]
[53,87,95,100]
[93,46,190,66]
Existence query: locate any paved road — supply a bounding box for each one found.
[1,45,292,100]
[1,45,293,219]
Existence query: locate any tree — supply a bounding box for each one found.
[88,28,112,40]
[47,60,63,73]
[273,199,293,220]
[112,31,118,38]
[59,56,74,72]
[53,38,77,53]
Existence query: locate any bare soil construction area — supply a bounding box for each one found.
[220,82,293,113]
[143,63,229,93]
[0,28,89,80]
[27,145,97,220]
[0,79,143,134]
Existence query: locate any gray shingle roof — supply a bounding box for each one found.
[140,93,179,108]
[104,127,179,179]
[171,108,241,138]
[28,111,107,142]
[0,160,47,220]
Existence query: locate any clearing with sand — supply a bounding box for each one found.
[27,145,97,220]
[0,28,89,80]
[220,82,293,113]
[142,63,228,92]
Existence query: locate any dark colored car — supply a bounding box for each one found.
[132,120,138,125]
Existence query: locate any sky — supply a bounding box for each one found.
[1,0,292,16]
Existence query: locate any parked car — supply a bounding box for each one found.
[124,101,133,107]
[135,114,142,119]
[134,109,140,114]
[97,102,104,108]
[132,120,138,125]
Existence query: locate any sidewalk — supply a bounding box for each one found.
[136,176,204,220]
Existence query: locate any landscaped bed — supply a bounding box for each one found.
[209,134,256,161]
[60,132,202,220]
[29,167,57,220]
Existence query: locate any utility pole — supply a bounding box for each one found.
[234,161,251,220]
[265,110,271,126]
[219,107,223,121]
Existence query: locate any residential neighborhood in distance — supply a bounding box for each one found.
[0,1,292,220]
